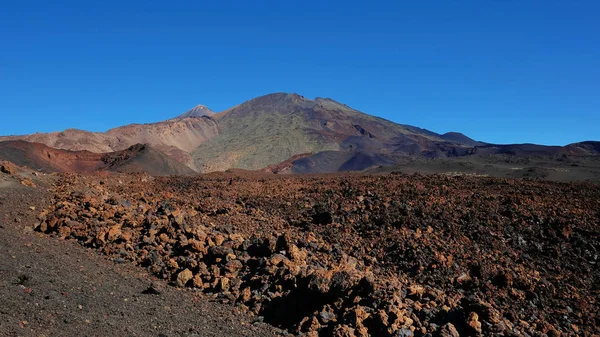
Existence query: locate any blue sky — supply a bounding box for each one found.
[1,0,598,145]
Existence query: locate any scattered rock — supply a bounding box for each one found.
[439,323,459,337]
[397,328,414,337]
[0,161,17,175]
[176,269,194,287]
[334,325,356,337]
[21,178,36,187]
[141,285,161,295]
[466,312,482,335]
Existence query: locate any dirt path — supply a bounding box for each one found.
[0,176,281,337]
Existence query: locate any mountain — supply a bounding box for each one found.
[0,140,195,175]
[175,104,215,118]
[1,92,598,177]
[469,141,600,157]
[0,117,219,170]
[191,93,472,172]
[0,93,485,174]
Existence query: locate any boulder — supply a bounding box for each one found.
[0,161,17,175]
[176,268,193,287]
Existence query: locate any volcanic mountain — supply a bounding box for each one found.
[192,93,473,172]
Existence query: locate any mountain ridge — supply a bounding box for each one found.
[1,92,598,176]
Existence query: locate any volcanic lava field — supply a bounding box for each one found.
[31,172,600,336]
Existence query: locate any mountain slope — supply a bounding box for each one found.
[192,93,466,172]
[0,140,195,175]
[0,117,219,170]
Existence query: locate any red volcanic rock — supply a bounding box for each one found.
[0,160,17,175]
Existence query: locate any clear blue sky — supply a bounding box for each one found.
[1,0,598,145]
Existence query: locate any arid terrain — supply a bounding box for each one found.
[4,0,600,335]
[1,160,598,336]
[1,93,599,337]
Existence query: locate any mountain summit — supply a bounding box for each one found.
[176,104,215,118]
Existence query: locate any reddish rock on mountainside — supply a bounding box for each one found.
[0,140,195,175]
[0,116,219,170]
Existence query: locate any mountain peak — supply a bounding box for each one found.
[243,93,354,106]
[175,104,215,119]
[248,92,309,104]
[192,104,210,109]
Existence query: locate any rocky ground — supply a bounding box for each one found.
[2,161,599,336]
[0,164,280,337]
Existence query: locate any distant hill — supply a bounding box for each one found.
[471,141,600,157]
[566,141,600,155]
[0,140,195,175]
[102,143,197,175]
[0,117,219,170]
